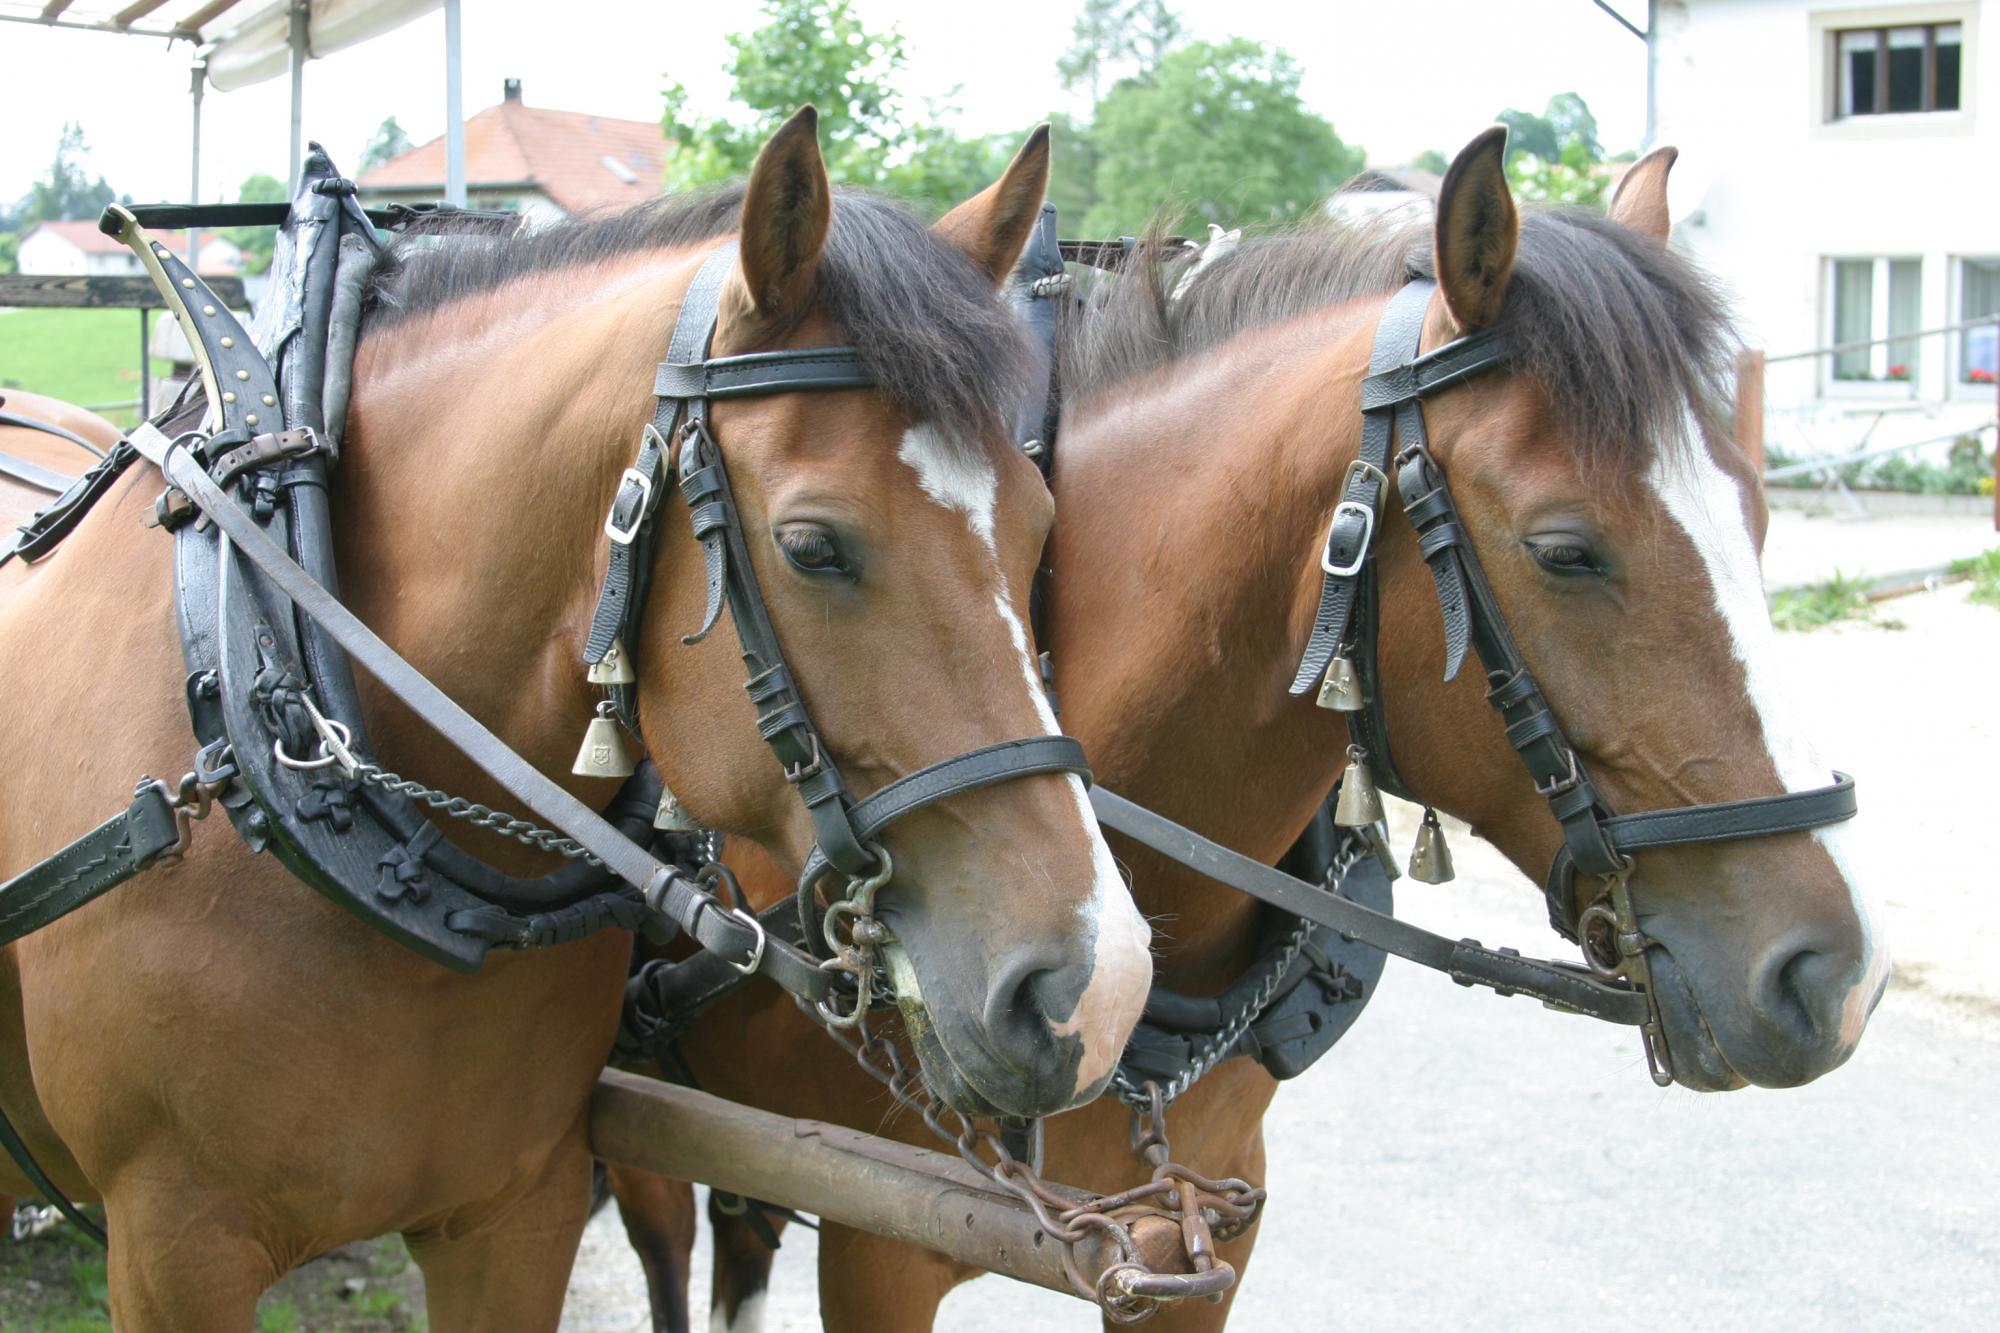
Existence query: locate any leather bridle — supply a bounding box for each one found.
[582,242,1094,993]
[1288,279,1858,1083]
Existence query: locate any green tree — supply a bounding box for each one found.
[0,230,18,275]
[22,123,119,224]
[223,173,288,276]
[662,0,1018,219]
[1057,0,1186,98]
[1045,112,1100,229]
[358,116,413,172]
[1493,92,1610,206]
[664,0,908,187]
[1409,148,1450,175]
[1081,39,1362,234]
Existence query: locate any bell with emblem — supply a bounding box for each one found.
[572,700,635,779]
[1408,806,1455,884]
[587,635,637,686]
[1315,654,1366,712]
[1333,744,1384,828]
[653,784,700,832]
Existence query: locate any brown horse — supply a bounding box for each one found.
[613,131,1888,1330]
[0,109,1150,1329]
[0,389,121,532]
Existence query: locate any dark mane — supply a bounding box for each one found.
[362,186,1024,435]
[1060,207,1737,466]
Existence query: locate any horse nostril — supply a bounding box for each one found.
[1757,943,1847,1043]
[983,955,1088,1076]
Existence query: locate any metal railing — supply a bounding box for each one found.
[1737,313,2000,529]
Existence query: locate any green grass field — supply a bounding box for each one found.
[0,307,152,427]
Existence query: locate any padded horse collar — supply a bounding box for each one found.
[1288,279,1858,1081]
[580,242,1091,894]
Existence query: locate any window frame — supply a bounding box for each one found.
[1832,22,1960,117]
[1949,256,2000,400]
[1822,255,1925,399]
[1809,3,1978,139]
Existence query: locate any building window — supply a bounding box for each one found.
[1835,23,1962,117]
[1827,257,1922,388]
[1959,258,2000,386]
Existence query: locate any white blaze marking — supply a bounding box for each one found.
[897,425,1152,1095]
[1645,414,1889,1030]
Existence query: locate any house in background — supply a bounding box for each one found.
[357,79,666,224]
[1654,0,1996,455]
[18,220,242,278]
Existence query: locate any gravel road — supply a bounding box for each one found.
[561,582,2000,1332]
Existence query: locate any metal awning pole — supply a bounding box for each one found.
[443,0,465,206]
[188,59,205,281]
[288,1,307,187]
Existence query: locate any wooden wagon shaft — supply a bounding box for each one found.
[590,1069,1184,1302]
[0,273,249,309]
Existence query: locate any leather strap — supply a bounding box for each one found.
[1288,283,1440,696]
[128,422,836,1006]
[0,1101,106,1246]
[652,348,874,400]
[0,449,74,495]
[1,440,142,568]
[1089,786,1650,1024]
[795,736,1092,889]
[0,781,183,946]
[0,408,110,458]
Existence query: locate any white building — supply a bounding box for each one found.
[17,220,243,279]
[1655,0,1998,456]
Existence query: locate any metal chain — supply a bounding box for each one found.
[351,763,605,867]
[1109,833,1368,1111]
[802,997,1265,1322]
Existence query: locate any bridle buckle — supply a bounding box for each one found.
[603,466,656,546]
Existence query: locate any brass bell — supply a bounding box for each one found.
[587,635,637,686]
[653,783,699,832]
[1315,654,1366,712]
[572,702,635,779]
[1334,744,1384,828]
[1408,807,1455,884]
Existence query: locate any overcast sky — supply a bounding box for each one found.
[0,0,1649,209]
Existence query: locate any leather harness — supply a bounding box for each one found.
[0,171,1088,1234]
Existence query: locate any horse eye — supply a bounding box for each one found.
[777,524,847,575]
[1528,539,1600,575]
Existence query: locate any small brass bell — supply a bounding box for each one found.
[587,635,637,686]
[1333,744,1384,828]
[1408,807,1455,884]
[1315,654,1366,712]
[572,701,635,779]
[653,784,699,832]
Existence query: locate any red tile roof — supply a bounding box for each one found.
[358,93,667,214]
[26,219,241,274]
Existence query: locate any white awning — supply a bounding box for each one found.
[0,1,440,88]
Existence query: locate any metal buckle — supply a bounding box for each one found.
[1319,460,1389,578]
[783,733,826,784]
[603,466,655,546]
[721,903,768,975]
[1320,500,1376,577]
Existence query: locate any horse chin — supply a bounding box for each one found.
[1645,948,1749,1093]
[880,943,1064,1120]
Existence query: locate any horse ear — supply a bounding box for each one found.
[933,124,1052,287]
[736,105,831,323]
[1433,126,1519,331]
[1609,145,1678,244]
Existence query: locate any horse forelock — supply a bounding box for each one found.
[360,186,1026,458]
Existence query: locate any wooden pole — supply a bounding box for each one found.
[589,1069,1181,1302]
[1735,348,1766,476]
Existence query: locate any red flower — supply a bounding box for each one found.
[1888,363,1910,379]
[1971,368,1997,384]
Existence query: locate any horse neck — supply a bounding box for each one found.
[333,253,688,796]
[1050,304,1380,988]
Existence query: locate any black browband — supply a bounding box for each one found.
[1288,278,1857,1080]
